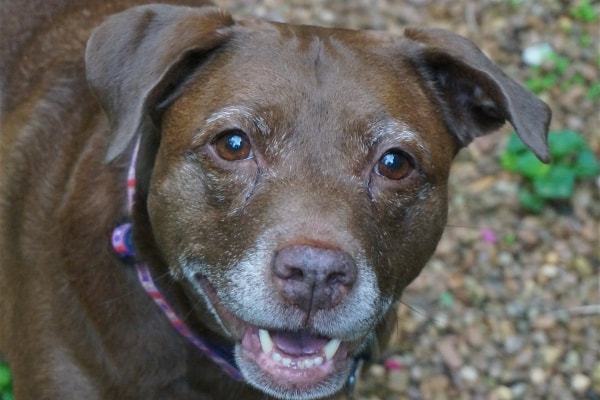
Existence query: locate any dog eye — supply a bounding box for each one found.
[213,130,253,161]
[375,150,413,180]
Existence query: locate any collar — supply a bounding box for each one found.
[111,138,369,391]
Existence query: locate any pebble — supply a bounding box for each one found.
[459,365,479,383]
[504,335,525,354]
[571,374,591,394]
[436,336,464,369]
[492,385,513,400]
[387,370,409,393]
[541,346,564,367]
[522,43,554,66]
[530,367,547,385]
[368,364,386,380]
[572,256,593,277]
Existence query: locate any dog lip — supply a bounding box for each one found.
[195,275,248,338]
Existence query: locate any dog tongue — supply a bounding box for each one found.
[271,331,330,356]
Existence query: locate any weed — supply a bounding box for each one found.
[571,0,597,23]
[501,130,599,212]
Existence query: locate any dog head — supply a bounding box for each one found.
[86,5,550,399]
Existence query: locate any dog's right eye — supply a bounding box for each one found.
[213,130,253,161]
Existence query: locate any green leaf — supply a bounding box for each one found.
[574,148,600,177]
[587,82,600,100]
[548,130,585,158]
[515,152,551,179]
[533,166,576,199]
[519,187,545,213]
[505,132,528,154]
[0,363,11,390]
[501,151,518,171]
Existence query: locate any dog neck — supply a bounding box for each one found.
[111,138,369,394]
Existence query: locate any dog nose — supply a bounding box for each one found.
[272,245,357,312]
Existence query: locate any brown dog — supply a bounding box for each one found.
[0,1,550,399]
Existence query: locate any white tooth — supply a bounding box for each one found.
[305,359,314,368]
[272,352,282,363]
[258,329,274,354]
[282,357,292,367]
[298,360,305,369]
[323,339,342,361]
[314,356,323,366]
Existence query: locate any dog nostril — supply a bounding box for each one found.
[326,272,346,286]
[287,265,304,281]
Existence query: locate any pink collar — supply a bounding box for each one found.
[111,139,244,381]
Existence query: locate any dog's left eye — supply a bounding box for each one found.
[213,130,253,161]
[375,150,413,180]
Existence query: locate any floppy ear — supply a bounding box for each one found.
[85,4,234,162]
[404,27,551,163]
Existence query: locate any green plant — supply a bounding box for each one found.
[0,361,12,400]
[501,130,599,212]
[525,51,571,94]
[571,0,597,23]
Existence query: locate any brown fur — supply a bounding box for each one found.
[0,2,550,399]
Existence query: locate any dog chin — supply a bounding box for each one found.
[191,274,365,400]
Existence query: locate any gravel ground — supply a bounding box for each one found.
[219,1,599,399]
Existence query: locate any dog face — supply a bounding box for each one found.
[149,24,455,399]
[86,5,550,400]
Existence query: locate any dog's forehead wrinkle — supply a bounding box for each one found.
[205,105,270,134]
[369,118,430,158]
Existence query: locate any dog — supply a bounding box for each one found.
[0,1,551,399]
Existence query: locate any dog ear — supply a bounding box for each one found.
[404,27,551,163]
[85,5,234,162]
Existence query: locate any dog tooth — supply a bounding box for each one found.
[272,351,282,363]
[298,360,305,369]
[304,358,314,369]
[258,329,274,354]
[323,338,342,361]
[282,357,292,367]
[313,356,323,366]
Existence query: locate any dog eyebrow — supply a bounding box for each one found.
[205,105,270,135]
[369,119,429,159]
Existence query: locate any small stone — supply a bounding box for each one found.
[522,43,554,66]
[517,229,540,248]
[571,374,591,394]
[387,369,409,393]
[592,362,600,390]
[540,264,560,279]
[561,350,581,372]
[436,336,464,369]
[533,315,557,329]
[459,365,479,383]
[541,346,564,367]
[368,364,386,379]
[492,385,513,400]
[530,367,547,385]
[572,256,593,277]
[511,383,527,398]
[420,374,450,398]
[504,335,525,354]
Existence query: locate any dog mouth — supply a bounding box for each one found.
[242,325,347,381]
[195,275,356,398]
